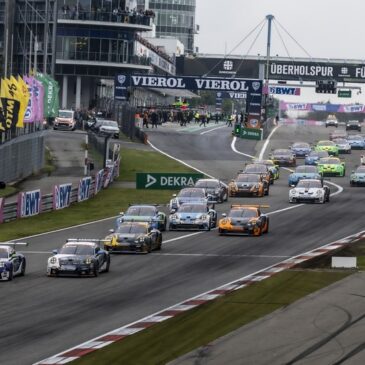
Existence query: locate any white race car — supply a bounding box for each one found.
[289,179,330,204]
[361,155,365,165]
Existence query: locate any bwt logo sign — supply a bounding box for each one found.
[223,60,234,71]
[18,190,41,217]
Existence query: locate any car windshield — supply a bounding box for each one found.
[178,189,205,198]
[348,121,359,125]
[125,206,155,216]
[116,225,147,234]
[236,174,260,182]
[253,160,274,166]
[296,180,322,189]
[0,247,8,259]
[295,166,318,173]
[229,209,258,218]
[60,244,95,255]
[318,141,334,146]
[101,121,118,127]
[348,136,362,141]
[319,158,340,164]
[356,166,365,173]
[333,139,347,144]
[273,149,291,156]
[195,180,219,188]
[58,111,73,118]
[245,165,266,173]
[178,204,207,213]
[293,143,309,148]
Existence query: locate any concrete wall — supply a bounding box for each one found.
[0,133,45,183]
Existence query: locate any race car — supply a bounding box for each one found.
[347,135,365,149]
[289,179,330,204]
[288,165,322,186]
[228,173,268,197]
[361,155,365,165]
[0,242,27,281]
[333,138,351,154]
[329,130,348,141]
[252,159,280,180]
[242,163,273,185]
[317,157,345,177]
[169,188,207,211]
[350,166,365,186]
[325,115,338,128]
[47,239,110,277]
[169,203,217,231]
[104,222,162,253]
[269,149,296,166]
[116,204,167,231]
[218,205,269,236]
[289,142,312,158]
[194,178,228,203]
[346,120,361,131]
[315,140,339,156]
[305,150,329,166]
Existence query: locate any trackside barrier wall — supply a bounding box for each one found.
[0,132,45,183]
[1,160,120,223]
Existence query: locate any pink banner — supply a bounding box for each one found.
[33,77,44,122]
[24,76,36,123]
[0,197,4,224]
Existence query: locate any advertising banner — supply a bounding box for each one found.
[17,189,41,218]
[94,169,104,195]
[33,77,44,121]
[78,177,91,202]
[268,86,301,95]
[0,198,3,224]
[136,173,204,190]
[24,76,36,123]
[281,101,365,113]
[53,183,72,210]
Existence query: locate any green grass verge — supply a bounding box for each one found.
[118,149,195,182]
[73,270,351,365]
[0,186,18,198]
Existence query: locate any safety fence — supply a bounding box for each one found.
[0,158,120,224]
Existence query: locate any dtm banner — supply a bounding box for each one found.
[53,183,72,210]
[17,189,41,218]
[0,198,3,224]
[115,74,262,97]
[78,177,91,202]
[94,169,104,195]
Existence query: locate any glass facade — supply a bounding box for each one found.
[138,0,196,53]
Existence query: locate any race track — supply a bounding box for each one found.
[1,121,364,365]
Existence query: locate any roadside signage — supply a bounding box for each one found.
[136,173,204,190]
[338,90,352,98]
[240,127,263,141]
[0,198,3,223]
[17,189,41,218]
[78,177,91,202]
[53,183,72,210]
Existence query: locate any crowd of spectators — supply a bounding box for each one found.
[60,4,155,26]
[135,34,173,64]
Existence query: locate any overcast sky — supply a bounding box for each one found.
[195,0,365,103]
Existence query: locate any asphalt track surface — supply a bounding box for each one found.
[2,121,365,365]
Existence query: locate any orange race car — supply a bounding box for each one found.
[218,205,269,236]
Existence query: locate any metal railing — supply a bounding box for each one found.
[0,122,47,145]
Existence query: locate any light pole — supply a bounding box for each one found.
[263,14,274,124]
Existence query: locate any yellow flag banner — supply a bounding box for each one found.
[16,76,30,126]
[9,76,26,128]
[0,78,21,131]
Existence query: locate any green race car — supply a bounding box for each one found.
[315,140,339,156]
[317,157,345,177]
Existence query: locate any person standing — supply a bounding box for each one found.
[151,110,158,128]
[143,110,149,128]
[215,113,219,124]
[199,114,207,127]
[227,114,233,127]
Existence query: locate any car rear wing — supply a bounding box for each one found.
[0,242,28,247]
[231,205,270,209]
[66,238,109,244]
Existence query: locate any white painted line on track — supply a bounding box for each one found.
[230,137,255,159]
[163,231,203,243]
[155,253,291,258]
[200,125,227,135]
[258,125,281,160]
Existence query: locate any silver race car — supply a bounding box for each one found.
[0,242,27,281]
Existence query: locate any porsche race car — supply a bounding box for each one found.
[315,140,339,156]
[329,130,348,141]
[242,163,273,185]
[218,205,269,236]
[325,115,338,128]
[0,242,27,281]
[289,142,312,158]
[317,157,345,177]
[169,203,217,231]
[350,166,365,186]
[269,149,296,166]
[116,204,167,231]
[47,239,110,276]
[289,179,330,204]
[105,222,162,253]
[169,188,207,211]
[228,173,269,197]
[305,151,329,165]
[288,165,322,186]
[252,159,280,180]
[347,135,365,149]
[333,138,351,154]
[194,178,228,203]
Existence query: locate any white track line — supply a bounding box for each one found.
[259,125,281,159]
[200,125,227,135]
[230,137,255,159]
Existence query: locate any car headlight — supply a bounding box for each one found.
[200,215,208,220]
[49,257,57,264]
[316,190,321,196]
[170,214,178,220]
[84,258,92,264]
[0,262,5,267]
[289,189,296,196]
[221,219,228,224]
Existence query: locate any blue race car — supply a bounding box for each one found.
[288,165,322,186]
[169,203,217,231]
[169,188,208,211]
[0,242,27,281]
[350,166,365,186]
[305,150,329,165]
[116,204,167,231]
[290,142,312,158]
[347,135,365,149]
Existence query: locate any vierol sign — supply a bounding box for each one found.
[136,173,204,190]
